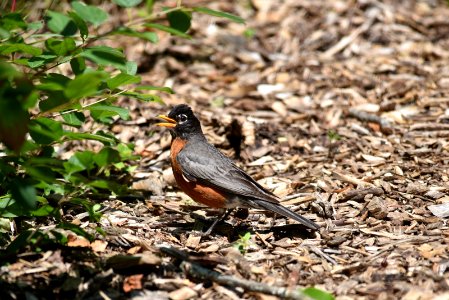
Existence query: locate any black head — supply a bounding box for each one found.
[156,104,203,139]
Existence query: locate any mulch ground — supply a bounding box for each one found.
[1,0,449,299]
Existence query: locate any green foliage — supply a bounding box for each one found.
[0,1,245,255]
[145,23,192,39]
[113,0,143,8]
[244,28,256,39]
[5,229,68,254]
[71,1,109,26]
[167,9,192,33]
[192,7,245,24]
[327,130,341,141]
[233,232,252,254]
[302,287,335,300]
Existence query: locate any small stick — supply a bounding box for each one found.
[180,261,313,300]
[322,7,379,58]
[309,246,338,265]
[409,123,449,131]
[348,108,393,133]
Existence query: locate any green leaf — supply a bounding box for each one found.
[0,197,25,217]
[126,61,138,75]
[0,103,29,152]
[302,287,335,300]
[75,201,103,222]
[167,9,191,33]
[38,182,65,196]
[94,147,121,167]
[0,61,20,79]
[24,166,56,183]
[192,7,245,24]
[31,205,56,217]
[0,43,42,56]
[88,179,124,192]
[0,13,27,30]
[29,118,64,144]
[0,27,10,39]
[71,1,108,26]
[6,230,35,253]
[122,91,162,102]
[113,27,158,43]
[64,151,95,173]
[50,230,68,245]
[89,104,130,120]
[93,131,118,143]
[144,23,191,39]
[135,85,174,94]
[68,11,89,40]
[27,54,58,68]
[64,71,108,100]
[10,181,37,210]
[117,143,135,160]
[37,73,71,91]
[62,112,85,127]
[64,132,117,144]
[28,21,44,31]
[70,56,86,75]
[80,46,127,71]
[38,91,74,112]
[106,73,141,90]
[46,10,77,35]
[57,222,94,242]
[0,68,31,152]
[113,0,143,7]
[45,38,77,56]
[26,156,63,168]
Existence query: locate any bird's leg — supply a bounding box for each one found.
[203,209,234,236]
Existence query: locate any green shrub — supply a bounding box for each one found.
[0,0,244,254]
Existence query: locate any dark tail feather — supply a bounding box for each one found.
[256,201,319,230]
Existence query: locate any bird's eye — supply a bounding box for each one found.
[178,114,188,123]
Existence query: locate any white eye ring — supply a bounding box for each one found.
[178,114,188,123]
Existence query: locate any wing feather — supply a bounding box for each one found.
[177,141,279,204]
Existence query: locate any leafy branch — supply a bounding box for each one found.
[0,0,244,253]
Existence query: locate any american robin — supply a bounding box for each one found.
[157,104,319,234]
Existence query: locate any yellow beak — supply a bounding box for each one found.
[156,115,176,128]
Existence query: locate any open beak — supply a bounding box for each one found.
[156,115,177,128]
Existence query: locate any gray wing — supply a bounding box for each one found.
[176,141,279,204]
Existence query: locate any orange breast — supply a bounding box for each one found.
[170,138,228,208]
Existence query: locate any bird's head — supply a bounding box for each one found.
[156,104,202,138]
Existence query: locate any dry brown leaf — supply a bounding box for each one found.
[90,240,108,252]
[168,286,197,300]
[123,274,143,293]
[67,234,90,248]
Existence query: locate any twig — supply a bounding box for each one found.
[405,131,449,138]
[409,123,449,131]
[36,89,129,119]
[125,6,184,27]
[159,246,313,299]
[360,229,438,241]
[341,187,384,201]
[180,261,313,300]
[308,246,338,265]
[332,170,375,188]
[348,108,393,133]
[331,262,366,274]
[322,7,379,58]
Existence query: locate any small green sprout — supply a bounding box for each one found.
[233,232,252,254]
